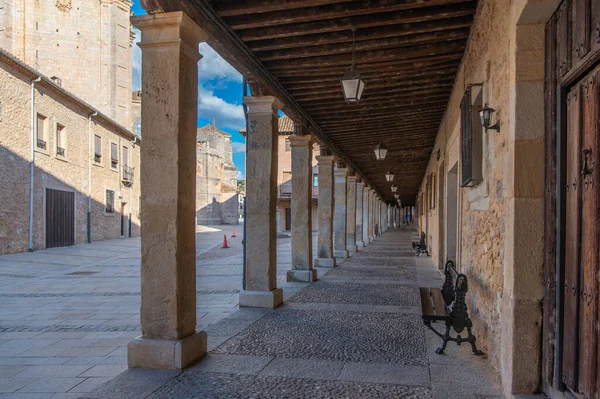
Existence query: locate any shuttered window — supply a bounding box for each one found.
[460,84,483,187]
[110,143,118,169]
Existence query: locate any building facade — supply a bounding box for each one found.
[0,49,141,255]
[195,124,240,225]
[0,0,134,127]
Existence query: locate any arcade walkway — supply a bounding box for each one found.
[84,229,502,399]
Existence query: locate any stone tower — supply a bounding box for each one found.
[0,0,134,127]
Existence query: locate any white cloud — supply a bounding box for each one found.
[231,142,246,153]
[199,43,242,83]
[132,28,142,91]
[236,171,245,180]
[197,86,245,131]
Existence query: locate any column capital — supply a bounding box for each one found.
[347,175,359,183]
[243,95,283,115]
[132,12,207,60]
[356,181,365,188]
[288,134,313,147]
[316,155,335,165]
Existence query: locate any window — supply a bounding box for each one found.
[56,124,65,157]
[430,173,436,210]
[110,142,118,169]
[36,114,47,150]
[105,190,115,213]
[122,146,129,167]
[460,84,483,187]
[313,174,318,187]
[285,139,291,151]
[94,135,102,162]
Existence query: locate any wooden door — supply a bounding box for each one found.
[562,68,600,398]
[45,188,75,248]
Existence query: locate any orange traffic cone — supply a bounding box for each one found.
[222,234,229,249]
[231,228,236,238]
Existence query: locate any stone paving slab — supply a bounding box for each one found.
[145,372,433,399]
[288,281,421,306]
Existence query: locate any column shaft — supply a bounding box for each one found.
[346,176,358,254]
[128,11,207,370]
[239,95,283,308]
[362,187,370,245]
[287,134,317,282]
[333,166,349,259]
[355,182,365,248]
[315,155,336,267]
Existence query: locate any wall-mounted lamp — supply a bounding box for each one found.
[480,103,500,132]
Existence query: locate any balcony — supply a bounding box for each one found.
[94,153,101,163]
[111,158,118,169]
[36,138,46,150]
[56,147,65,157]
[122,165,134,187]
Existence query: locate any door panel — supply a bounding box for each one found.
[46,189,75,249]
[563,83,582,391]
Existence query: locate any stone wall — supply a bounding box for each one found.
[415,0,557,394]
[0,54,141,255]
[0,0,133,127]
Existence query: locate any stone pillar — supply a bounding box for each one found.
[355,181,365,248]
[346,175,358,254]
[239,95,283,308]
[375,198,381,236]
[333,162,349,259]
[314,149,336,267]
[286,132,317,282]
[368,189,375,242]
[128,12,207,370]
[365,190,369,241]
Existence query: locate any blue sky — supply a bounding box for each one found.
[131,1,246,179]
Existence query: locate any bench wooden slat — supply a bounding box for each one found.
[431,288,449,316]
[420,287,434,315]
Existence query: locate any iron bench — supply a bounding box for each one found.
[419,260,484,356]
[412,232,429,256]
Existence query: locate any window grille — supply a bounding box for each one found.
[94,135,102,162]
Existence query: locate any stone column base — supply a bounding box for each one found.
[286,269,318,282]
[239,289,283,308]
[348,246,358,256]
[357,241,365,248]
[314,257,336,267]
[334,250,349,259]
[127,330,207,370]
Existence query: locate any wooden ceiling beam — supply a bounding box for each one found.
[271,53,463,76]
[257,28,470,61]
[286,77,456,96]
[213,0,351,17]
[248,15,474,51]
[226,0,470,30]
[236,1,476,40]
[323,118,443,133]
[264,41,466,69]
[304,98,449,115]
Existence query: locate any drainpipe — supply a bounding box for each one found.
[87,111,98,243]
[129,136,140,237]
[28,76,42,252]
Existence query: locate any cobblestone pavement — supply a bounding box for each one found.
[0,224,318,398]
[77,228,503,399]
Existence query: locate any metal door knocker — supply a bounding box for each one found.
[582,148,592,177]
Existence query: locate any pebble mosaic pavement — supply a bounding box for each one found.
[79,228,504,399]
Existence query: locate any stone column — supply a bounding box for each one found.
[333,162,349,259]
[364,190,368,240]
[368,189,375,242]
[355,181,365,248]
[346,175,358,254]
[315,149,336,267]
[128,12,207,370]
[286,131,317,282]
[239,95,283,308]
[375,198,381,236]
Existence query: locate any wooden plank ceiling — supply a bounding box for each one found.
[144,0,478,205]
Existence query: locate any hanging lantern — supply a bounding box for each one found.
[385,170,394,182]
[394,194,399,199]
[340,27,365,104]
[373,143,388,160]
[390,185,397,193]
